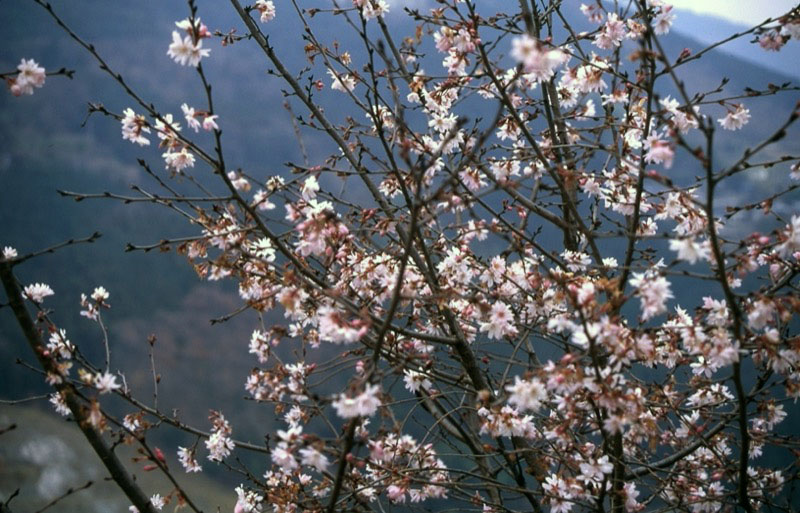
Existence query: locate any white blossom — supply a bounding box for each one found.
[94,372,121,394]
[506,376,546,412]
[255,0,276,23]
[23,283,54,303]
[167,31,210,67]
[178,446,202,472]
[333,383,381,418]
[717,104,751,131]
[403,369,433,393]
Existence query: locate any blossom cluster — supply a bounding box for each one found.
[6,58,45,96]
[10,1,800,511]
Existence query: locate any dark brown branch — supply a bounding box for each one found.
[33,481,93,513]
[0,261,157,513]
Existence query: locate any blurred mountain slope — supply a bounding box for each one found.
[0,404,233,512]
[0,2,798,502]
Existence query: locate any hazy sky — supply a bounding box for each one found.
[668,0,797,26]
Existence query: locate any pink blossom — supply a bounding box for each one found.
[8,58,45,96]
[653,6,675,35]
[629,271,673,320]
[717,104,751,130]
[255,0,276,22]
[332,383,381,418]
[511,34,566,82]
[480,302,518,340]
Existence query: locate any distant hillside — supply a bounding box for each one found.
[0,404,233,512]
[1,3,798,506]
[2,0,797,401]
[673,9,800,81]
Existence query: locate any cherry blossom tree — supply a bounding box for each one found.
[2,1,800,512]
